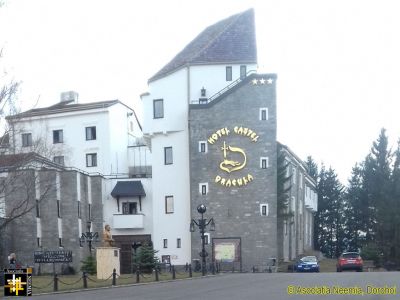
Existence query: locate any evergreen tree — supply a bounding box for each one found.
[305,156,318,181]
[314,166,345,258]
[80,256,96,275]
[132,242,160,273]
[389,139,400,264]
[362,128,392,259]
[344,163,366,251]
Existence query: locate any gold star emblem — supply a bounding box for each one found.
[252,79,258,85]
[267,78,273,84]
[259,78,266,85]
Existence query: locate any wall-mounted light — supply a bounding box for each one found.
[201,87,206,97]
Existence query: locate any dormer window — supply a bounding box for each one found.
[201,87,206,97]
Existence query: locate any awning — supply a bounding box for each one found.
[111,181,146,198]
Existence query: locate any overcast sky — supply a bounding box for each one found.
[1,0,399,184]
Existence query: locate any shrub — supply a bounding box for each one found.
[132,242,160,273]
[80,256,96,275]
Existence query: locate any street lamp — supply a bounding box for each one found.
[79,221,99,255]
[190,204,215,276]
[131,241,142,273]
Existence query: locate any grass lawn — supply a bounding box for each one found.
[1,271,201,296]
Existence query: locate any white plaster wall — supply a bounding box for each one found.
[11,110,111,174]
[151,132,191,265]
[141,68,188,135]
[9,103,140,176]
[189,64,257,102]
[102,178,153,236]
[107,104,134,175]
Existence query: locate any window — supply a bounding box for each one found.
[199,183,208,195]
[201,185,207,195]
[57,200,61,218]
[37,237,41,248]
[85,126,96,140]
[299,173,303,188]
[77,201,81,219]
[130,121,134,132]
[53,129,63,143]
[204,233,210,245]
[284,221,288,235]
[240,65,247,79]
[177,238,181,248]
[122,202,137,214]
[86,153,97,167]
[59,237,63,248]
[163,239,168,248]
[260,108,268,121]
[285,160,291,177]
[292,167,297,184]
[291,196,296,212]
[260,204,269,216]
[226,66,232,81]
[165,196,174,214]
[164,147,173,165]
[153,99,164,119]
[88,204,92,221]
[22,133,32,147]
[36,200,40,218]
[199,141,207,153]
[53,156,65,166]
[260,157,269,169]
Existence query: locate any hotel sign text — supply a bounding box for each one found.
[208,126,259,188]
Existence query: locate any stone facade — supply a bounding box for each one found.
[189,74,277,271]
[277,143,318,261]
[1,168,103,274]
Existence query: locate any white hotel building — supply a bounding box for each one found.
[2,9,317,272]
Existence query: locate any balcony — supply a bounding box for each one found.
[113,214,144,229]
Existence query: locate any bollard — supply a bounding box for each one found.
[155,268,159,281]
[136,270,140,283]
[189,264,192,278]
[172,265,176,280]
[112,268,117,286]
[53,273,58,292]
[83,271,88,289]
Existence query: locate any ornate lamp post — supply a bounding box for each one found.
[79,221,99,255]
[190,204,215,276]
[131,241,142,273]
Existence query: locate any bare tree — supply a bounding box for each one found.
[0,153,61,231]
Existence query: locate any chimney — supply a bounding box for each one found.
[60,91,79,104]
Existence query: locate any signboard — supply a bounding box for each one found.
[207,126,259,188]
[4,268,32,296]
[34,250,72,263]
[213,238,241,262]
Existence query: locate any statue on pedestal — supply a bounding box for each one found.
[102,224,114,247]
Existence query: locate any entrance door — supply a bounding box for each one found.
[113,235,151,274]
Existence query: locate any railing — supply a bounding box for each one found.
[24,264,219,294]
[113,213,145,229]
[191,70,256,105]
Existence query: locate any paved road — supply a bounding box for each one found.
[26,272,400,300]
